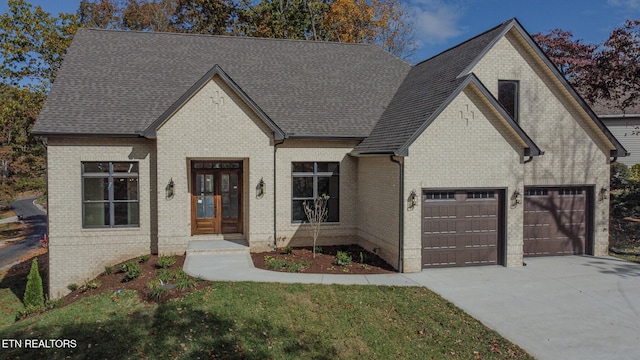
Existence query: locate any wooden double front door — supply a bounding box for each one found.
[191,161,242,235]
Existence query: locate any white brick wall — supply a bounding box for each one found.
[274,139,359,248]
[46,137,156,299]
[471,30,613,256]
[156,75,275,253]
[356,156,400,269]
[403,86,525,272]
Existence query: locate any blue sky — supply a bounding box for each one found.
[2,0,640,61]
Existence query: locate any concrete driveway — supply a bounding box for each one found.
[403,256,640,360]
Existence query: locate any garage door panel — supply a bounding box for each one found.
[422,190,501,268]
[524,187,587,257]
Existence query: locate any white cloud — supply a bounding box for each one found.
[607,0,640,9]
[407,0,465,47]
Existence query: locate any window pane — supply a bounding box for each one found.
[83,162,109,173]
[205,196,214,218]
[83,178,109,201]
[498,81,518,121]
[113,177,138,200]
[316,162,339,173]
[292,177,313,198]
[292,162,314,173]
[327,198,339,222]
[292,200,308,222]
[196,196,205,218]
[84,202,109,227]
[114,202,139,226]
[112,162,138,173]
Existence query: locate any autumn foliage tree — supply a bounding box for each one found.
[0,0,77,202]
[534,20,640,113]
[78,0,416,58]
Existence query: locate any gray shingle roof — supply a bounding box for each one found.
[33,29,410,137]
[352,20,510,155]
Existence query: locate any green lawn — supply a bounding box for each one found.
[0,282,532,359]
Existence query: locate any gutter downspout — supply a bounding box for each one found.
[390,156,404,273]
[273,138,286,251]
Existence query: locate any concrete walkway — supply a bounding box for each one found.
[185,253,640,360]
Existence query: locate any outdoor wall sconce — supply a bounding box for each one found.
[166,178,174,199]
[409,189,418,208]
[512,190,522,207]
[256,178,265,198]
[600,187,609,201]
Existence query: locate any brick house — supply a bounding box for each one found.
[33,18,627,298]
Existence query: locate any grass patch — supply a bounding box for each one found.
[0,208,15,220]
[0,282,533,359]
[610,252,640,264]
[0,222,26,241]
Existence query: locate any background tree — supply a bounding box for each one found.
[79,0,416,58]
[0,0,77,202]
[592,20,640,111]
[534,20,640,112]
[532,29,596,97]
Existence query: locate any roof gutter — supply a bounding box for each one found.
[389,155,404,273]
[30,132,145,138]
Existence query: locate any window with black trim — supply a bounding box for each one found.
[291,162,339,222]
[82,162,139,228]
[498,80,519,122]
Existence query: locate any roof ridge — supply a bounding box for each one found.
[414,18,515,66]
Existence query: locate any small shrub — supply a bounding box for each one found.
[17,305,43,320]
[138,254,150,263]
[104,265,114,275]
[631,164,640,183]
[157,269,172,282]
[157,255,176,269]
[175,277,197,290]
[45,298,62,310]
[173,269,189,281]
[283,246,294,254]
[24,258,45,309]
[149,286,167,300]
[287,261,311,273]
[314,246,323,254]
[122,261,143,281]
[335,251,352,266]
[147,280,160,290]
[67,283,79,292]
[264,255,287,269]
[85,279,101,290]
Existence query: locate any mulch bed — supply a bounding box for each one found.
[58,254,211,307]
[251,244,396,274]
[4,244,395,317]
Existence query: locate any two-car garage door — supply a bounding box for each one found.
[421,187,589,269]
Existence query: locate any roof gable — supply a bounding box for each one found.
[146,64,285,139]
[464,19,628,158]
[352,20,514,155]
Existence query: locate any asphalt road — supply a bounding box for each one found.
[0,197,47,269]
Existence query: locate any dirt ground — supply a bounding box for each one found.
[251,245,396,274]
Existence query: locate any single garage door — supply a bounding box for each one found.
[523,187,587,256]
[422,190,502,268]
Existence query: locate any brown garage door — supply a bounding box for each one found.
[523,187,587,256]
[422,190,501,268]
